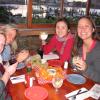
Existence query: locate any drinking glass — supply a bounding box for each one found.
[72,56,82,71]
[40,32,48,40]
[52,77,63,92]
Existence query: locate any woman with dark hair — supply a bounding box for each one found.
[41,17,74,63]
[72,16,100,83]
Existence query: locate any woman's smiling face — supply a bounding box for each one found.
[6,29,16,44]
[56,21,68,37]
[77,18,94,41]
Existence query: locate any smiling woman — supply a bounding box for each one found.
[71,16,100,83]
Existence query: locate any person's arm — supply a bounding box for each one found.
[85,57,100,83]
[0,80,5,97]
[1,72,10,85]
[42,35,57,54]
[74,49,100,83]
[1,62,18,85]
[60,38,74,62]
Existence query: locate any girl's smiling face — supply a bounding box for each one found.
[77,18,94,41]
[56,21,68,38]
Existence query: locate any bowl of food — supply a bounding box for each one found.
[35,66,65,84]
[47,68,56,76]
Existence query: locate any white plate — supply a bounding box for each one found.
[66,74,86,84]
[47,69,56,75]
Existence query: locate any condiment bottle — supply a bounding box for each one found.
[64,61,68,70]
[25,63,33,88]
[63,61,68,74]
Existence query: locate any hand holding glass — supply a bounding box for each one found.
[72,56,82,71]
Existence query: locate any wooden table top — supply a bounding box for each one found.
[7,66,96,100]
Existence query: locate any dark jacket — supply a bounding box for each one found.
[0,80,11,100]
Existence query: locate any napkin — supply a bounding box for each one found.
[10,74,25,84]
[65,87,90,100]
[43,52,59,60]
[89,84,100,99]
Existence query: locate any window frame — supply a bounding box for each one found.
[17,0,91,29]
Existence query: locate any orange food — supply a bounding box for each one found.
[37,66,64,81]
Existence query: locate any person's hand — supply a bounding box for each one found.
[4,62,18,76]
[16,50,29,63]
[42,40,46,45]
[73,58,87,71]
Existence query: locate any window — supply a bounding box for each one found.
[32,0,88,24]
[32,0,61,24]
[63,0,87,24]
[0,0,99,28]
[90,0,100,26]
[0,0,27,24]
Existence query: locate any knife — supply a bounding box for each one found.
[11,77,24,80]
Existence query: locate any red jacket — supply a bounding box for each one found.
[42,33,74,63]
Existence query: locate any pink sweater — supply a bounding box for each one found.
[42,34,74,62]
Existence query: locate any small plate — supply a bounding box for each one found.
[66,74,86,84]
[47,69,56,75]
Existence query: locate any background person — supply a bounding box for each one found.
[1,24,28,69]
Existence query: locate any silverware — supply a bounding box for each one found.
[11,77,24,80]
[67,90,88,99]
[73,89,81,99]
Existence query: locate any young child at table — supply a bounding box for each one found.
[71,16,100,83]
[1,24,27,69]
[0,30,29,100]
[40,17,74,63]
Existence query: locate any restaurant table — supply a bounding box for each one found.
[7,65,96,100]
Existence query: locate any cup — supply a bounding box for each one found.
[52,77,63,92]
[40,32,48,40]
[72,56,82,71]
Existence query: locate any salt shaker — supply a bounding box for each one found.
[64,61,68,75]
[64,61,68,70]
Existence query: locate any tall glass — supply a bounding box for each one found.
[52,77,63,92]
[72,56,82,71]
[40,32,48,41]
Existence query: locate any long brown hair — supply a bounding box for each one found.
[72,16,100,57]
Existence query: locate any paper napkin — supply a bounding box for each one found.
[43,52,59,60]
[10,74,25,84]
[65,87,91,100]
[89,84,100,99]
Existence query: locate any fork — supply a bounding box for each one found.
[67,90,88,100]
[72,89,81,100]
